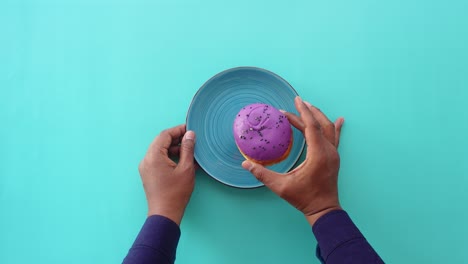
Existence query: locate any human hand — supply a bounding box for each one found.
[138,124,196,225]
[242,97,344,226]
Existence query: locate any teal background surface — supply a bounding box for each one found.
[1,0,467,263]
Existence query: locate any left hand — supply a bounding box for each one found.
[138,124,196,225]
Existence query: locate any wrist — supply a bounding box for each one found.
[147,205,185,226]
[305,206,342,226]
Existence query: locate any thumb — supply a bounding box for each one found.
[334,117,344,148]
[242,160,279,188]
[178,130,196,168]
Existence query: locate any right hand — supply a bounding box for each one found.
[242,96,345,226]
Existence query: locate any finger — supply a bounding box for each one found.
[152,124,186,151]
[334,117,345,148]
[294,97,321,144]
[178,130,196,169]
[280,110,304,132]
[304,101,335,145]
[242,160,282,191]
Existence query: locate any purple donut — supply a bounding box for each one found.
[233,103,293,165]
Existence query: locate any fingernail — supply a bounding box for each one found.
[242,161,254,171]
[295,96,302,103]
[185,131,195,141]
[304,101,312,107]
[279,109,287,113]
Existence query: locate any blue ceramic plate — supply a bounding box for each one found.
[186,67,305,188]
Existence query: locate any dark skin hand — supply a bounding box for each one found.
[138,124,196,225]
[242,96,344,225]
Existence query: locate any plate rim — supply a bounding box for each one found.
[186,66,305,189]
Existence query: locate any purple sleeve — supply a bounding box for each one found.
[313,210,384,264]
[123,215,181,264]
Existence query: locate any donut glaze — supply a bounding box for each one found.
[233,103,293,165]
